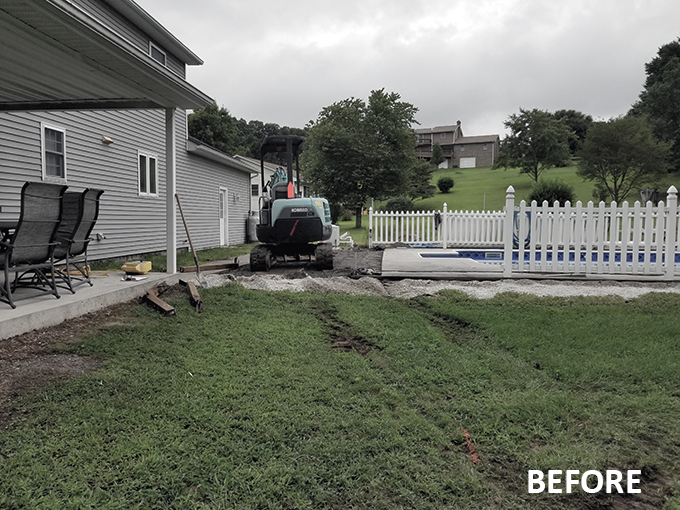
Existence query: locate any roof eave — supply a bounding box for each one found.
[102,0,203,66]
[187,139,258,175]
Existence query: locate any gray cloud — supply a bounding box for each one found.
[137,0,679,135]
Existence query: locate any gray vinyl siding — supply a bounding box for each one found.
[0,108,251,262]
[176,155,251,250]
[71,0,186,78]
[0,109,167,260]
[174,114,251,250]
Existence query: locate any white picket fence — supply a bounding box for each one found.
[368,185,680,279]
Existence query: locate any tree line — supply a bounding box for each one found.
[187,104,307,163]
[188,36,680,212]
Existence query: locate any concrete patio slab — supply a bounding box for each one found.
[0,271,186,340]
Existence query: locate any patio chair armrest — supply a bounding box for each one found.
[9,241,59,249]
[71,237,94,243]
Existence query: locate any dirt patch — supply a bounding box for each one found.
[0,301,137,429]
[311,300,377,356]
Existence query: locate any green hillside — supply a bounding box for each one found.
[411,164,680,212]
[340,165,680,245]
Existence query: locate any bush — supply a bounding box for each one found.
[339,208,354,222]
[437,176,454,193]
[528,179,576,205]
[384,196,414,212]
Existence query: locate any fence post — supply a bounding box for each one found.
[442,203,448,249]
[665,186,677,280]
[368,207,373,249]
[503,186,515,277]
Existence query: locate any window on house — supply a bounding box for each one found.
[251,184,259,196]
[138,153,158,196]
[150,42,166,66]
[483,144,488,150]
[440,133,447,138]
[460,145,465,152]
[41,124,67,181]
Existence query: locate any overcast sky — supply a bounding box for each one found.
[136,0,679,137]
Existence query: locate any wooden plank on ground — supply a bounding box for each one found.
[144,288,176,316]
[179,258,239,273]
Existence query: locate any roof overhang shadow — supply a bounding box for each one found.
[0,0,212,111]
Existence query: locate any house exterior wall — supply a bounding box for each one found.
[71,0,186,77]
[176,120,250,250]
[452,140,499,168]
[0,109,167,259]
[0,109,250,260]
[415,124,463,163]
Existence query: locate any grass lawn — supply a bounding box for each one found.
[342,165,680,246]
[90,244,257,273]
[1,286,678,509]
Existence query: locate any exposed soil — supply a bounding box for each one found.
[0,301,137,429]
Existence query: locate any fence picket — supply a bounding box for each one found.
[366,186,678,279]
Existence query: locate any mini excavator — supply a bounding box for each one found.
[249,135,333,271]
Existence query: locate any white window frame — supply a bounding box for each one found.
[149,42,166,66]
[41,123,67,182]
[440,132,447,138]
[138,152,159,197]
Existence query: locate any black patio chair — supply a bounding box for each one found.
[53,188,104,293]
[0,181,67,309]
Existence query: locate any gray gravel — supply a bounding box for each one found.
[201,245,680,300]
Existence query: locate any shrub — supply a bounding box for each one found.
[528,179,576,205]
[384,195,414,212]
[339,208,354,222]
[437,176,454,193]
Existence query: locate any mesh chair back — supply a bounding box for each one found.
[10,182,67,264]
[69,188,104,257]
[54,191,83,259]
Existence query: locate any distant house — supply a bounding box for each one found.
[0,0,254,271]
[415,121,500,168]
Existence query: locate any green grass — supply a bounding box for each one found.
[342,164,680,246]
[1,287,679,509]
[90,244,257,272]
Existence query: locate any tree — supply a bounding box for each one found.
[493,108,571,182]
[430,142,446,167]
[188,103,238,154]
[631,38,680,172]
[577,115,670,203]
[408,160,436,200]
[301,89,420,228]
[552,109,593,156]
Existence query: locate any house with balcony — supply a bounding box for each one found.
[416,121,500,169]
[0,0,255,272]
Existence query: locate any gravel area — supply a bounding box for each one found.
[200,248,680,299]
